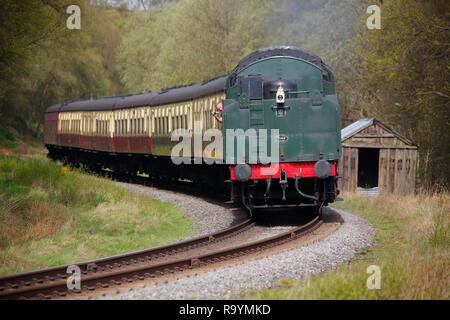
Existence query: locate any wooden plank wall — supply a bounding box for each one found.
[338,121,417,195]
[378,148,417,195]
[337,146,358,192]
[339,146,417,195]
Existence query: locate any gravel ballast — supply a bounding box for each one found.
[115,182,246,236]
[105,183,375,300]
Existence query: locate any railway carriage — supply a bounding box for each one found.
[44,46,341,216]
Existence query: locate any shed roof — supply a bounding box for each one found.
[341,118,415,146]
[341,118,374,141]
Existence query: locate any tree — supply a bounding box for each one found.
[0,0,128,137]
[354,0,450,187]
[117,0,271,93]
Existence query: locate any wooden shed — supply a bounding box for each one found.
[338,118,418,195]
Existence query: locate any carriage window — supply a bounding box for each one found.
[164,117,167,134]
[165,117,168,134]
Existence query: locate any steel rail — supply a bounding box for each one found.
[0,217,321,300]
[0,218,254,299]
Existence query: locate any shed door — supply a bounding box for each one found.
[357,148,379,188]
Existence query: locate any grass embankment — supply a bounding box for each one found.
[242,192,449,299]
[0,155,196,275]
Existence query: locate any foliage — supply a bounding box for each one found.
[0,1,128,137]
[353,0,450,187]
[117,0,271,93]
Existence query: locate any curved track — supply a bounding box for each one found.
[0,217,322,300]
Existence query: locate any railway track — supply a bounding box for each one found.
[0,216,322,300]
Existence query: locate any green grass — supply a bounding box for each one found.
[0,155,196,274]
[241,192,449,300]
